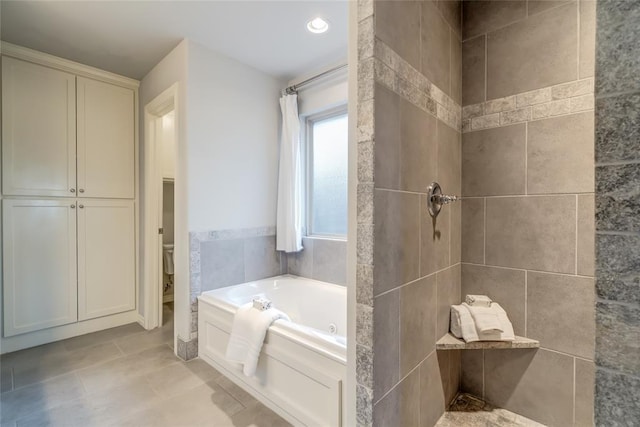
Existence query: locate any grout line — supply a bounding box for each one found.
[595,160,640,167]
[481,349,485,399]
[484,34,488,102]
[374,263,454,299]
[596,230,640,237]
[596,89,640,100]
[595,298,640,309]
[461,261,595,279]
[524,270,528,336]
[577,0,581,79]
[596,366,640,381]
[483,197,486,264]
[575,195,579,275]
[573,357,577,426]
[459,192,594,198]
[525,122,528,195]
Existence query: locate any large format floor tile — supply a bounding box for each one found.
[0,304,290,427]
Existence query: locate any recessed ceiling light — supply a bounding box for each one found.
[307,17,329,34]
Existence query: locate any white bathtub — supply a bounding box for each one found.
[198,275,347,426]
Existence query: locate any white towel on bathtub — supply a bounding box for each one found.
[225,303,290,376]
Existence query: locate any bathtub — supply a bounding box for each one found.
[198,275,347,426]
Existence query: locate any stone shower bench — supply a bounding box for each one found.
[436,333,540,350]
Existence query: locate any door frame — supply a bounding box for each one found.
[142,83,178,330]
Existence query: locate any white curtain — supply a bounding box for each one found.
[276,94,303,253]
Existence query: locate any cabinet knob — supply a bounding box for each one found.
[79,205,84,209]
[71,204,76,209]
[79,189,85,193]
[70,188,76,193]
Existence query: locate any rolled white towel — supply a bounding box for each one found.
[462,302,503,333]
[492,303,515,341]
[465,294,492,308]
[450,305,480,343]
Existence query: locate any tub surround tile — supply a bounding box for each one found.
[436,265,462,339]
[461,264,526,336]
[577,194,595,276]
[244,236,281,282]
[595,367,640,426]
[420,195,451,276]
[595,233,640,305]
[200,239,245,291]
[595,0,640,95]
[374,190,420,295]
[461,198,484,264]
[595,301,640,376]
[462,35,486,106]
[595,93,640,163]
[485,196,576,274]
[312,239,347,285]
[486,3,577,99]
[527,112,595,194]
[373,290,400,401]
[420,351,447,427]
[373,368,420,427]
[484,348,574,426]
[287,237,314,278]
[574,359,595,427]
[462,1,526,41]
[595,164,640,233]
[527,272,595,359]
[462,124,526,197]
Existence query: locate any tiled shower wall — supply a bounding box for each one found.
[356,1,462,425]
[459,1,596,425]
[594,0,640,423]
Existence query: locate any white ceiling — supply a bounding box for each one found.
[0,1,348,81]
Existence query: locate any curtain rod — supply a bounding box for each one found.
[284,63,348,95]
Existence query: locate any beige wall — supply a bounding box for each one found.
[355,1,462,426]
[460,1,596,425]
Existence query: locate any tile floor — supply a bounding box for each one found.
[436,393,546,427]
[0,304,290,427]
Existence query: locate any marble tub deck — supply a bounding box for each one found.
[436,393,546,427]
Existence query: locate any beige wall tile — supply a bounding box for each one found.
[527,112,595,194]
[577,194,595,276]
[531,98,571,119]
[460,350,484,398]
[374,190,421,295]
[437,0,462,38]
[484,349,574,426]
[461,263,526,336]
[485,196,577,273]
[575,358,595,426]
[551,78,594,99]
[401,275,437,376]
[579,0,596,78]
[462,1,526,40]
[420,351,446,427]
[485,96,516,114]
[436,350,459,407]
[437,265,462,339]
[374,84,400,189]
[421,195,451,276]
[421,1,452,95]
[516,87,552,107]
[373,367,420,427]
[527,0,571,16]
[500,106,531,125]
[462,124,526,196]
[451,31,462,104]
[461,198,485,264]
[400,98,438,192]
[373,289,400,401]
[487,3,578,99]
[527,272,595,358]
[375,1,421,69]
[450,202,462,264]
[437,120,462,196]
[471,113,500,130]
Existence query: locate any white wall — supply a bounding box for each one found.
[187,41,283,231]
[139,39,190,342]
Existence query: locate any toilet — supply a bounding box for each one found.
[163,243,174,283]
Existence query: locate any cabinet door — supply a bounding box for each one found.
[2,57,76,197]
[77,199,135,320]
[77,77,135,199]
[2,199,78,336]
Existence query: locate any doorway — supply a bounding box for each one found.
[143,84,178,331]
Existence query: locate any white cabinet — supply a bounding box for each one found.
[2,57,77,197]
[78,199,136,320]
[77,77,135,198]
[2,199,78,336]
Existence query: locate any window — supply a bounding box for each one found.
[305,108,348,238]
